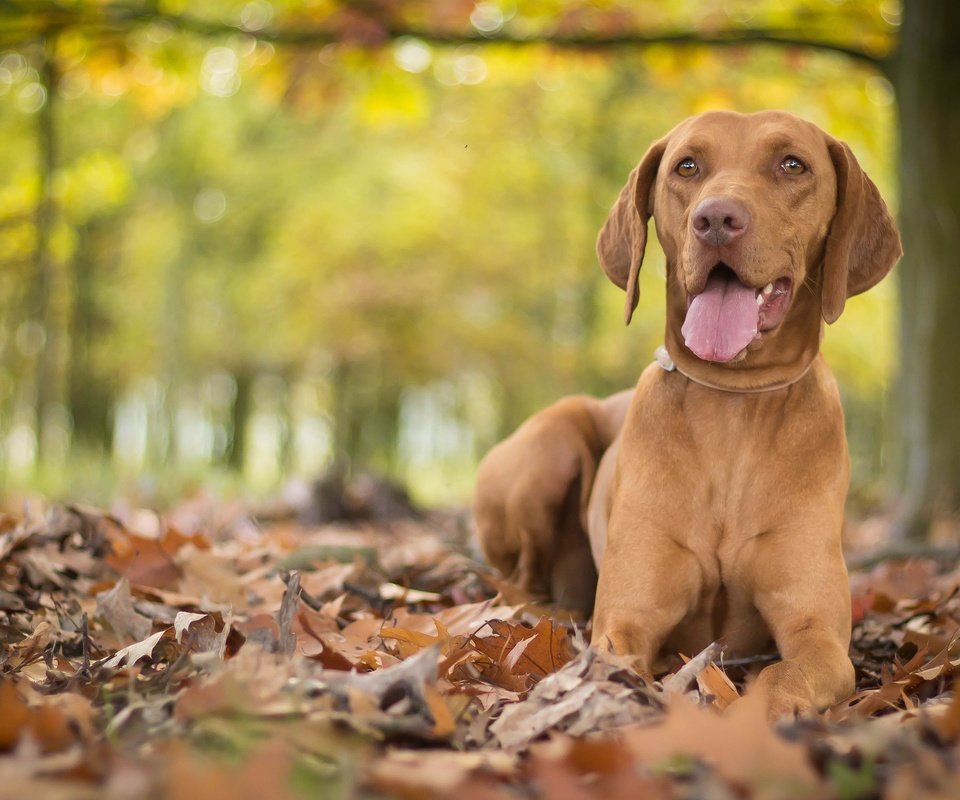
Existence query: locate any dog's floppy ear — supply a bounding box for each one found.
[596,138,667,325]
[821,139,902,324]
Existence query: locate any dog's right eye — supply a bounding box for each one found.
[676,158,699,177]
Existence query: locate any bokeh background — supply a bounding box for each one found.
[0,1,956,541]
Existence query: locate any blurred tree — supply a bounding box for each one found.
[30,34,62,461]
[892,0,960,540]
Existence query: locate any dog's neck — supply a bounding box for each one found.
[662,267,824,393]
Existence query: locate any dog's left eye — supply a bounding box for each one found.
[781,156,806,175]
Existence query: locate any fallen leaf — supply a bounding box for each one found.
[623,693,820,792]
[105,526,182,589]
[97,578,153,642]
[662,641,722,695]
[8,621,55,669]
[0,680,30,750]
[101,630,168,670]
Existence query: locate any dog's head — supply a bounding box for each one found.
[597,110,902,365]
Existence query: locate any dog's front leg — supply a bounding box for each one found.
[747,526,855,719]
[590,524,702,677]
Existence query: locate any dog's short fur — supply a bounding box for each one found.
[474,390,632,615]
[474,110,901,717]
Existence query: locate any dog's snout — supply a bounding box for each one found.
[692,197,751,246]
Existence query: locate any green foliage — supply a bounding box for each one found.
[0,1,902,502]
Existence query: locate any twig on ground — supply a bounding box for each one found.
[720,653,781,668]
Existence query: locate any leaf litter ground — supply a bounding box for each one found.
[2,495,960,799]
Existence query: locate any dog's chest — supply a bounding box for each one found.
[622,366,847,551]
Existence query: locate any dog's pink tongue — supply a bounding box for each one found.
[681,271,759,363]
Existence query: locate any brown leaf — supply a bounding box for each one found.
[104,525,182,589]
[431,599,523,636]
[314,616,386,667]
[295,608,356,670]
[488,648,653,747]
[28,703,75,754]
[930,678,960,742]
[8,620,55,669]
[469,617,571,691]
[164,739,298,800]
[380,624,445,659]
[369,749,517,797]
[696,663,741,710]
[0,680,30,750]
[96,578,153,642]
[101,630,169,669]
[623,693,819,791]
[529,736,674,800]
[424,684,456,737]
[160,525,211,554]
[173,612,227,656]
[662,641,722,696]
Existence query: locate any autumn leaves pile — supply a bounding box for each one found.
[2,500,960,798]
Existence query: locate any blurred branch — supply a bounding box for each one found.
[0,0,890,71]
[848,543,960,571]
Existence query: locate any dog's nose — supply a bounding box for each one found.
[692,197,750,246]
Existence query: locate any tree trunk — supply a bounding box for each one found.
[893,0,960,539]
[68,219,114,452]
[227,369,253,472]
[330,358,358,468]
[32,32,66,464]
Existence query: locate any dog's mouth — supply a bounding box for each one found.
[681,264,793,363]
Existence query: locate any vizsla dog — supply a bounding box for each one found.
[474,110,901,717]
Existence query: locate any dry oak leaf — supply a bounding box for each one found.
[622,692,819,793]
[662,641,722,696]
[489,648,652,747]
[295,606,356,670]
[162,739,299,800]
[316,644,441,708]
[696,663,741,710]
[426,599,524,637]
[832,641,960,721]
[369,749,517,797]
[529,736,675,800]
[104,524,182,589]
[0,680,91,756]
[173,611,229,656]
[174,647,303,723]
[307,645,455,736]
[7,621,55,670]
[492,680,601,748]
[101,630,168,670]
[468,616,572,692]
[930,678,960,742]
[0,680,31,750]
[311,616,387,667]
[96,578,153,642]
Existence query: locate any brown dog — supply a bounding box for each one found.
[476,110,901,717]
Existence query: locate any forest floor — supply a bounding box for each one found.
[1,488,960,800]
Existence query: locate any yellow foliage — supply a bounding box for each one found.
[54,151,131,223]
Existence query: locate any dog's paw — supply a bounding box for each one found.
[593,647,654,682]
[750,661,817,722]
[763,689,814,722]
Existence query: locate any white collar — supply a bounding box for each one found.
[653,345,816,393]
